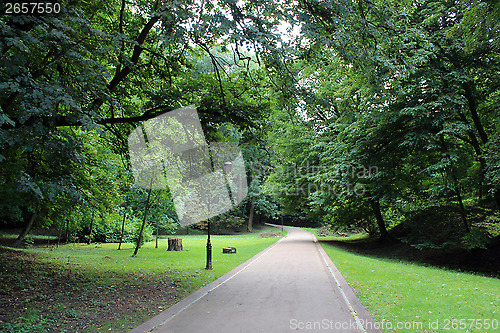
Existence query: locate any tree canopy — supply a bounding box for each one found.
[1,0,499,250]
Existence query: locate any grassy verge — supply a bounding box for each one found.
[305,228,500,332]
[0,226,282,333]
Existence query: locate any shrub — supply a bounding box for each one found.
[461,229,491,250]
[70,209,156,244]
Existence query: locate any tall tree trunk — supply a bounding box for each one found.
[65,216,71,243]
[133,186,153,257]
[463,83,488,144]
[118,211,126,250]
[460,84,500,209]
[366,192,388,240]
[13,211,37,247]
[456,110,487,203]
[155,219,159,249]
[248,204,254,232]
[88,211,95,245]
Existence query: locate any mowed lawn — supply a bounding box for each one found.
[318,238,500,333]
[0,228,283,332]
[32,231,282,294]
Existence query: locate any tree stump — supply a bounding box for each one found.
[167,238,183,251]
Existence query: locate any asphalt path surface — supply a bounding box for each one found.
[130,226,380,333]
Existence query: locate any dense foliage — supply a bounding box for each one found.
[264,0,500,248]
[1,0,499,251]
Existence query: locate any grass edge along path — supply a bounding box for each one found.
[307,229,500,333]
[0,227,284,333]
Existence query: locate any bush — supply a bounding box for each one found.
[213,212,246,233]
[70,209,161,244]
[392,205,462,249]
[393,205,495,251]
[23,235,35,249]
[324,198,373,232]
[461,229,491,250]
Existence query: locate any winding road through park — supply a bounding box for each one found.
[130,226,381,333]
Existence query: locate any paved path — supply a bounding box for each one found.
[130,226,380,333]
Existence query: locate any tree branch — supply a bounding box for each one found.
[91,15,160,110]
[2,15,162,131]
[1,106,174,130]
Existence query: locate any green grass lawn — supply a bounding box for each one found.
[0,226,283,332]
[33,230,282,295]
[306,228,500,333]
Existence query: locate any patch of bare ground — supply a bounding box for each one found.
[258,231,282,238]
[0,248,180,332]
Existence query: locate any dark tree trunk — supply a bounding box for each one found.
[133,186,153,257]
[366,192,388,240]
[459,85,500,210]
[456,110,488,202]
[13,212,37,247]
[118,211,126,250]
[463,83,488,144]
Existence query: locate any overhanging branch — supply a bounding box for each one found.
[1,108,171,130]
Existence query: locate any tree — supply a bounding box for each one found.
[265,0,499,240]
[1,0,289,240]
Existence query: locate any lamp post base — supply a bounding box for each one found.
[205,220,213,270]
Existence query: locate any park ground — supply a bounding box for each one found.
[0,226,284,333]
[308,228,500,332]
[1,225,499,333]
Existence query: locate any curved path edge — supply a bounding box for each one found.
[311,232,381,333]
[129,225,381,333]
[129,232,287,333]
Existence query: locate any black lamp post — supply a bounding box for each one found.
[223,161,233,175]
[205,218,212,270]
[205,161,233,271]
